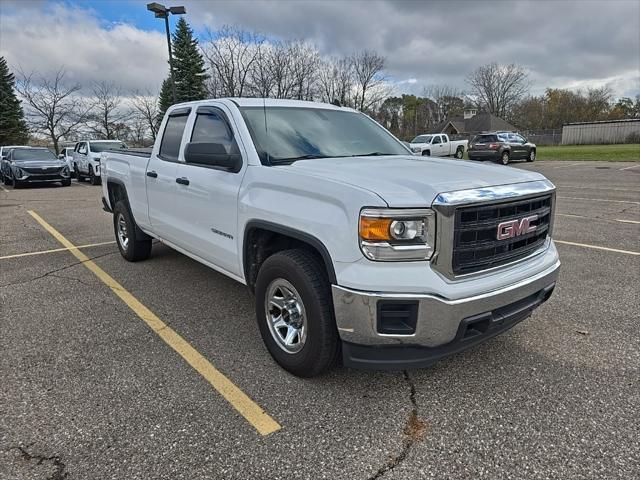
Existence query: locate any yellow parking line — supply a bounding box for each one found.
[27,210,281,436]
[0,241,116,260]
[555,239,640,256]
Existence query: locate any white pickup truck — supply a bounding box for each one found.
[410,133,468,158]
[102,98,560,377]
[72,139,126,185]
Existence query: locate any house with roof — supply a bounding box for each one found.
[436,108,517,136]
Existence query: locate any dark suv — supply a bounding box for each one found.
[467,132,536,165]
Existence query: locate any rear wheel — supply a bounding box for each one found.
[113,201,152,262]
[500,151,510,165]
[255,249,340,377]
[527,149,536,162]
[455,146,464,159]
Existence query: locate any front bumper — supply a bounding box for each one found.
[16,173,70,183]
[332,259,560,369]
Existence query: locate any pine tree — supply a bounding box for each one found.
[172,18,208,102]
[158,77,174,119]
[157,18,208,119]
[0,56,28,144]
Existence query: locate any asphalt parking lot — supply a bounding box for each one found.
[1,161,638,480]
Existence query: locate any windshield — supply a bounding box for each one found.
[90,141,125,152]
[13,149,56,161]
[411,135,432,143]
[240,107,409,163]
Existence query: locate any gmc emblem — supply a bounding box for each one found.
[497,215,538,240]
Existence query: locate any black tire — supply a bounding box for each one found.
[113,201,152,262]
[527,149,536,162]
[89,165,101,185]
[500,151,510,165]
[3,173,11,185]
[12,178,22,189]
[455,147,464,159]
[255,249,340,377]
[422,150,430,156]
[62,179,71,186]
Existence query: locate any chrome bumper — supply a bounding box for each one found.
[332,259,560,348]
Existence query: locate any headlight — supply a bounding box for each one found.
[411,147,421,153]
[12,166,26,178]
[359,208,436,261]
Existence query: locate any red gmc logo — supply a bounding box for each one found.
[497,215,538,240]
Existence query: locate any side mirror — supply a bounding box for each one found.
[184,142,242,172]
[58,154,65,159]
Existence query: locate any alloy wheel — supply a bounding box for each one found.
[265,278,307,354]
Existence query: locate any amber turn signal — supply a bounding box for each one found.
[360,217,392,241]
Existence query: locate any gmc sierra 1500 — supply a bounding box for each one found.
[102,98,560,377]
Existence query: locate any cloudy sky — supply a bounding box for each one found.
[1,0,638,98]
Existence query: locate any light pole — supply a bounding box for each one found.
[146,3,186,103]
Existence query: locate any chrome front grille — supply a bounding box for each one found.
[452,195,552,275]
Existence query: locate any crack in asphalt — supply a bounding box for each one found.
[10,444,68,480]
[0,250,119,289]
[367,371,428,479]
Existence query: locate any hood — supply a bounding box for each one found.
[13,159,66,168]
[284,155,546,207]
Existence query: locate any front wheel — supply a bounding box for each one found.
[62,179,71,186]
[255,249,340,377]
[113,201,152,262]
[89,165,101,185]
[455,147,464,159]
[422,150,430,156]
[3,173,11,185]
[527,149,536,162]
[500,151,510,165]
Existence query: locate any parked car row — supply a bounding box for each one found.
[408,131,537,165]
[0,140,127,189]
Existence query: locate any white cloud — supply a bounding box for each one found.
[0,3,168,94]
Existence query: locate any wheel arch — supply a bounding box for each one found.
[243,220,337,292]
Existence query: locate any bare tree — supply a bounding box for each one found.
[424,84,465,125]
[203,26,263,97]
[351,50,389,112]
[317,57,354,107]
[466,63,529,118]
[15,68,91,153]
[87,81,132,139]
[131,90,160,141]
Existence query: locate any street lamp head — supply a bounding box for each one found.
[147,2,167,14]
[169,6,186,14]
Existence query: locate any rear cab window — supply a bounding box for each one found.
[159,108,191,161]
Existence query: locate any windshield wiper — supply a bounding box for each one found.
[349,152,395,157]
[270,154,328,164]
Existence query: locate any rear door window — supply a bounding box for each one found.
[160,112,190,161]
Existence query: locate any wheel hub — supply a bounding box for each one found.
[265,279,307,354]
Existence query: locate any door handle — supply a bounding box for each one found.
[176,177,190,185]
[146,170,158,178]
